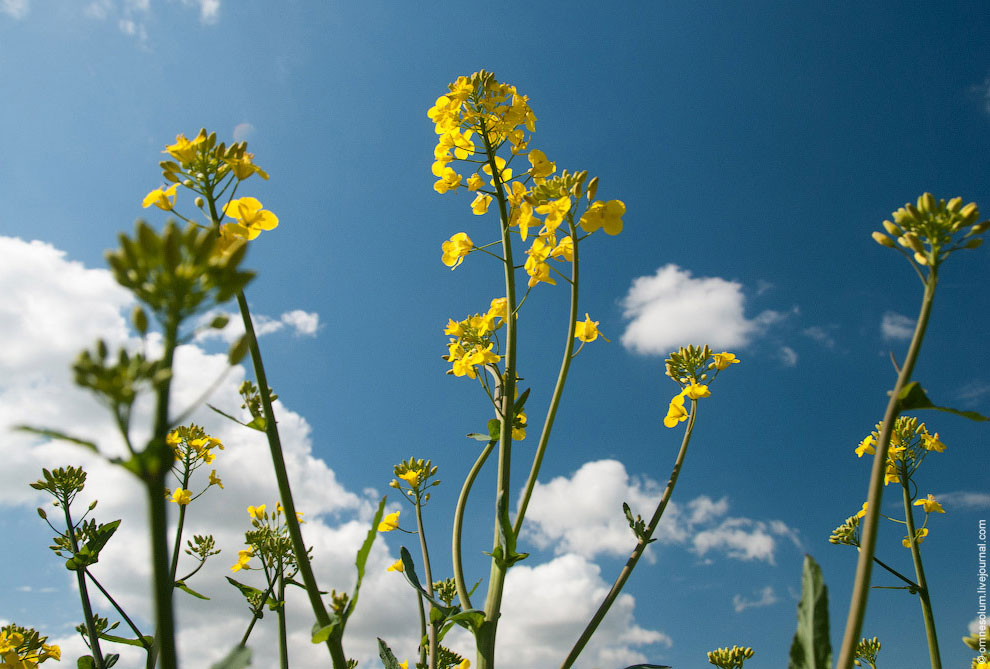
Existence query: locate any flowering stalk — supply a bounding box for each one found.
[59,494,108,668]
[452,435,496,610]
[414,490,439,669]
[899,478,941,667]
[836,272,935,668]
[560,399,698,669]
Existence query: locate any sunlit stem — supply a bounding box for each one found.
[836,268,938,669]
[417,592,428,668]
[277,569,289,669]
[63,500,107,669]
[477,119,517,669]
[900,482,941,668]
[513,216,579,537]
[415,494,438,669]
[453,438,496,610]
[168,462,191,583]
[560,399,699,669]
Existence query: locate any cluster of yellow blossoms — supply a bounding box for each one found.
[663,351,739,428]
[0,626,60,667]
[230,502,304,572]
[163,425,225,506]
[443,298,507,379]
[141,129,277,255]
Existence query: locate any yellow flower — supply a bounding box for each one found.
[855,502,869,519]
[378,510,400,532]
[41,644,60,661]
[398,471,420,487]
[224,152,269,181]
[550,236,573,262]
[248,504,266,520]
[231,548,253,572]
[711,352,740,370]
[663,393,689,428]
[902,527,928,548]
[513,200,535,241]
[913,494,945,514]
[387,559,404,573]
[467,173,485,191]
[482,155,512,184]
[208,470,223,489]
[921,431,946,452]
[434,166,462,194]
[163,130,206,164]
[683,382,711,399]
[223,197,279,239]
[142,184,179,211]
[855,435,875,457]
[471,193,493,215]
[441,232,474,269]
[884,463,900,486]
[579,199,625,236]
[574,313,609,343]
[528,149,555,181]
[536,195,572,233]
[171,488,192,506]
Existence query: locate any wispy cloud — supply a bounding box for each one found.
[958,380,990,407]
[881,311,914,340]
[233,122,255,142]
[83,0,221,45]
[1,0,28,19]
[970,75,990,116]
[620,264,788,355]
[778,346,798,367]
[803,325,836,349]
[193,308,321,344]
[732,585,779,613]
[935,491,990,509]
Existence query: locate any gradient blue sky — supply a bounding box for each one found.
[2,2,989,667]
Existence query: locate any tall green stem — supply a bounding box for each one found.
[560,400,699,669]
[168,465,191,583]
[64,503,107,668]
[836,269,937,668]
[452,438,496,610]
[415,498,438,669]
[277,570,289,669]
[900,483,941,668]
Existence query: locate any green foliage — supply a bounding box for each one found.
[896,381,989,421]
[208,646,252,669]
[789,555,832,669]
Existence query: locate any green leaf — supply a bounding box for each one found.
[378,638,402,669]
[788,554,832,669]
[66,519,121,570]
[99,633,154,648]
[207,403,249,428]
[246,416,267,431]
[77,656,96,669]
[17,426,99,452]
[175,580,210,600]
[209,645,252,669]
[895,381,989,421]
[346,496,386,621]
[514,387,531,413]
[226,576,277,610]
[104,653,120,668]
[398,547,456,615]
[311,616,342,644]
[465,433,492,442]
[487,418,501,440]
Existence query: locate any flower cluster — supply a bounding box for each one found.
[389,458,440,504]
[142,129,278,256]
[230,502,304,573]
[707,644,754,668]
[0,624,60,667]
[853,416,945,485]
[163,424,225,506]
[853,636,881,668]
[662,347,738,428]
[872,193,987,268]
[443,298,507,379]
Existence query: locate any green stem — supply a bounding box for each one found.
[512,217,579,537]
[277,570,289,669]
[239,580,278,647]
[415,498,438,669]
[84,570,150,651]
[560,399,699,669]
[417,592,428,668]
[168,466,191,584]
[836,268,938,669]
[868,556,919,591]
[900,483,941,668]
[452,438,496,610]
[63,503,107,669]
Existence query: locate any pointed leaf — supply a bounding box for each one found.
[209,645,252,669]
[621,665,671,668]
[487,418,501,440]
[245,416,267,431]
[896,381,989,421]
[17,426,99,452]
[77,656,96,669]
[788,554,832,669]
[378,638,403,669]
[311,615,342,644]
[207,403,249,428]
[175,580,210,600]
[346,496,386,621]
[465,433,491,442]
[99,633,154,649]
[104,654,120,667]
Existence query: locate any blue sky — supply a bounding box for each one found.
[2,1,989,667]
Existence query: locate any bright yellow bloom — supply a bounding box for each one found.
[855,435,875,457]
[231,548,253,572]
[387,559,404,573]
[456,661,471,669]
[855,502,869,519]
[711,352,740,370]
[223,197,279,239]
[482,156,512,184]
[208,469,223,489]
[550,236,573,262]
[513,200,536,241]
[580,199,625,235]
[902,527,928,548]
[142,184,179,211]
[507,181,528,207]
[921,431,946,452]
[0,632,23,654]
[524,236,555,287]
[683,382,711,399]
[574,313,609,343]
[248,504,266,520]
[441,232,474,269]
[224,152,269,181]
[378,510,400,532]
[467,173,485,191]
[536,195,572,233]
[434,166,462,194]
[663,393,689,428]
[471,193,493,215]
[913,494,945,514]
[528,149,555,181]
[41,644,60,661]
[171,488,192,506]
[884,463,900,486]
[398,471,420,487]
[163,130,206,164]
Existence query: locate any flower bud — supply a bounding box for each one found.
[913,252,929,265]
[132,306,148,335]
[947,196,963,212]
[872,231,895,248]
[900,232,924,253]
[918,192,935,213]
[964,237,984,249]
[183,179,194,188]
[195,197,205,208]
[210,314,230,329]
[37,507,47,520]
[586,176,599,202]
[882,220,901,236]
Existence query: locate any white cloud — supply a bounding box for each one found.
[522,460,798,565]
[1,0,28,18]
[620,264,786,355]
[778,346,798,367]
[281,309,320,336]
[1,236,664,667]
[732,585,779,613]
[803,325,836,348]
[180,0,220,23]
[193,308,320,344]
[934,491,990,509]
[232,122,255,142]
[881,311,914,340]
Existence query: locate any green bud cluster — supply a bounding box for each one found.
[527,169,589,204]
[158,129,252,189]
[432,577,458,605]
[707,644,755,668]
[664,344,714,385]
[853,636,881,668]
[329,589,350,614]
[872,193,987,268]
[30,466,87,503]
[622,502,656,545]
[72,339,162,413]
[184,534,220,561]
[239,380,278,420]
[829,513,862,548]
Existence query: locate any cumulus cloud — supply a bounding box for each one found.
[1,0,28,18]
[232,122,255,142]
[732,585,778,613]
[522,459,798,565]
[881,311,914,340]
[180,0,219,23]
[193,308,320,343]
[934,491,990,509]
[1,236,664,667]
[620,264,786,355]
[803,325,836,349]
[777,346,798,367]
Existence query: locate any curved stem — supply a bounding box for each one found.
[453,439,496,610]
[900,482,941,668]
[415,498,438,669]
[836,269,938,668]
[560,399,699,669]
